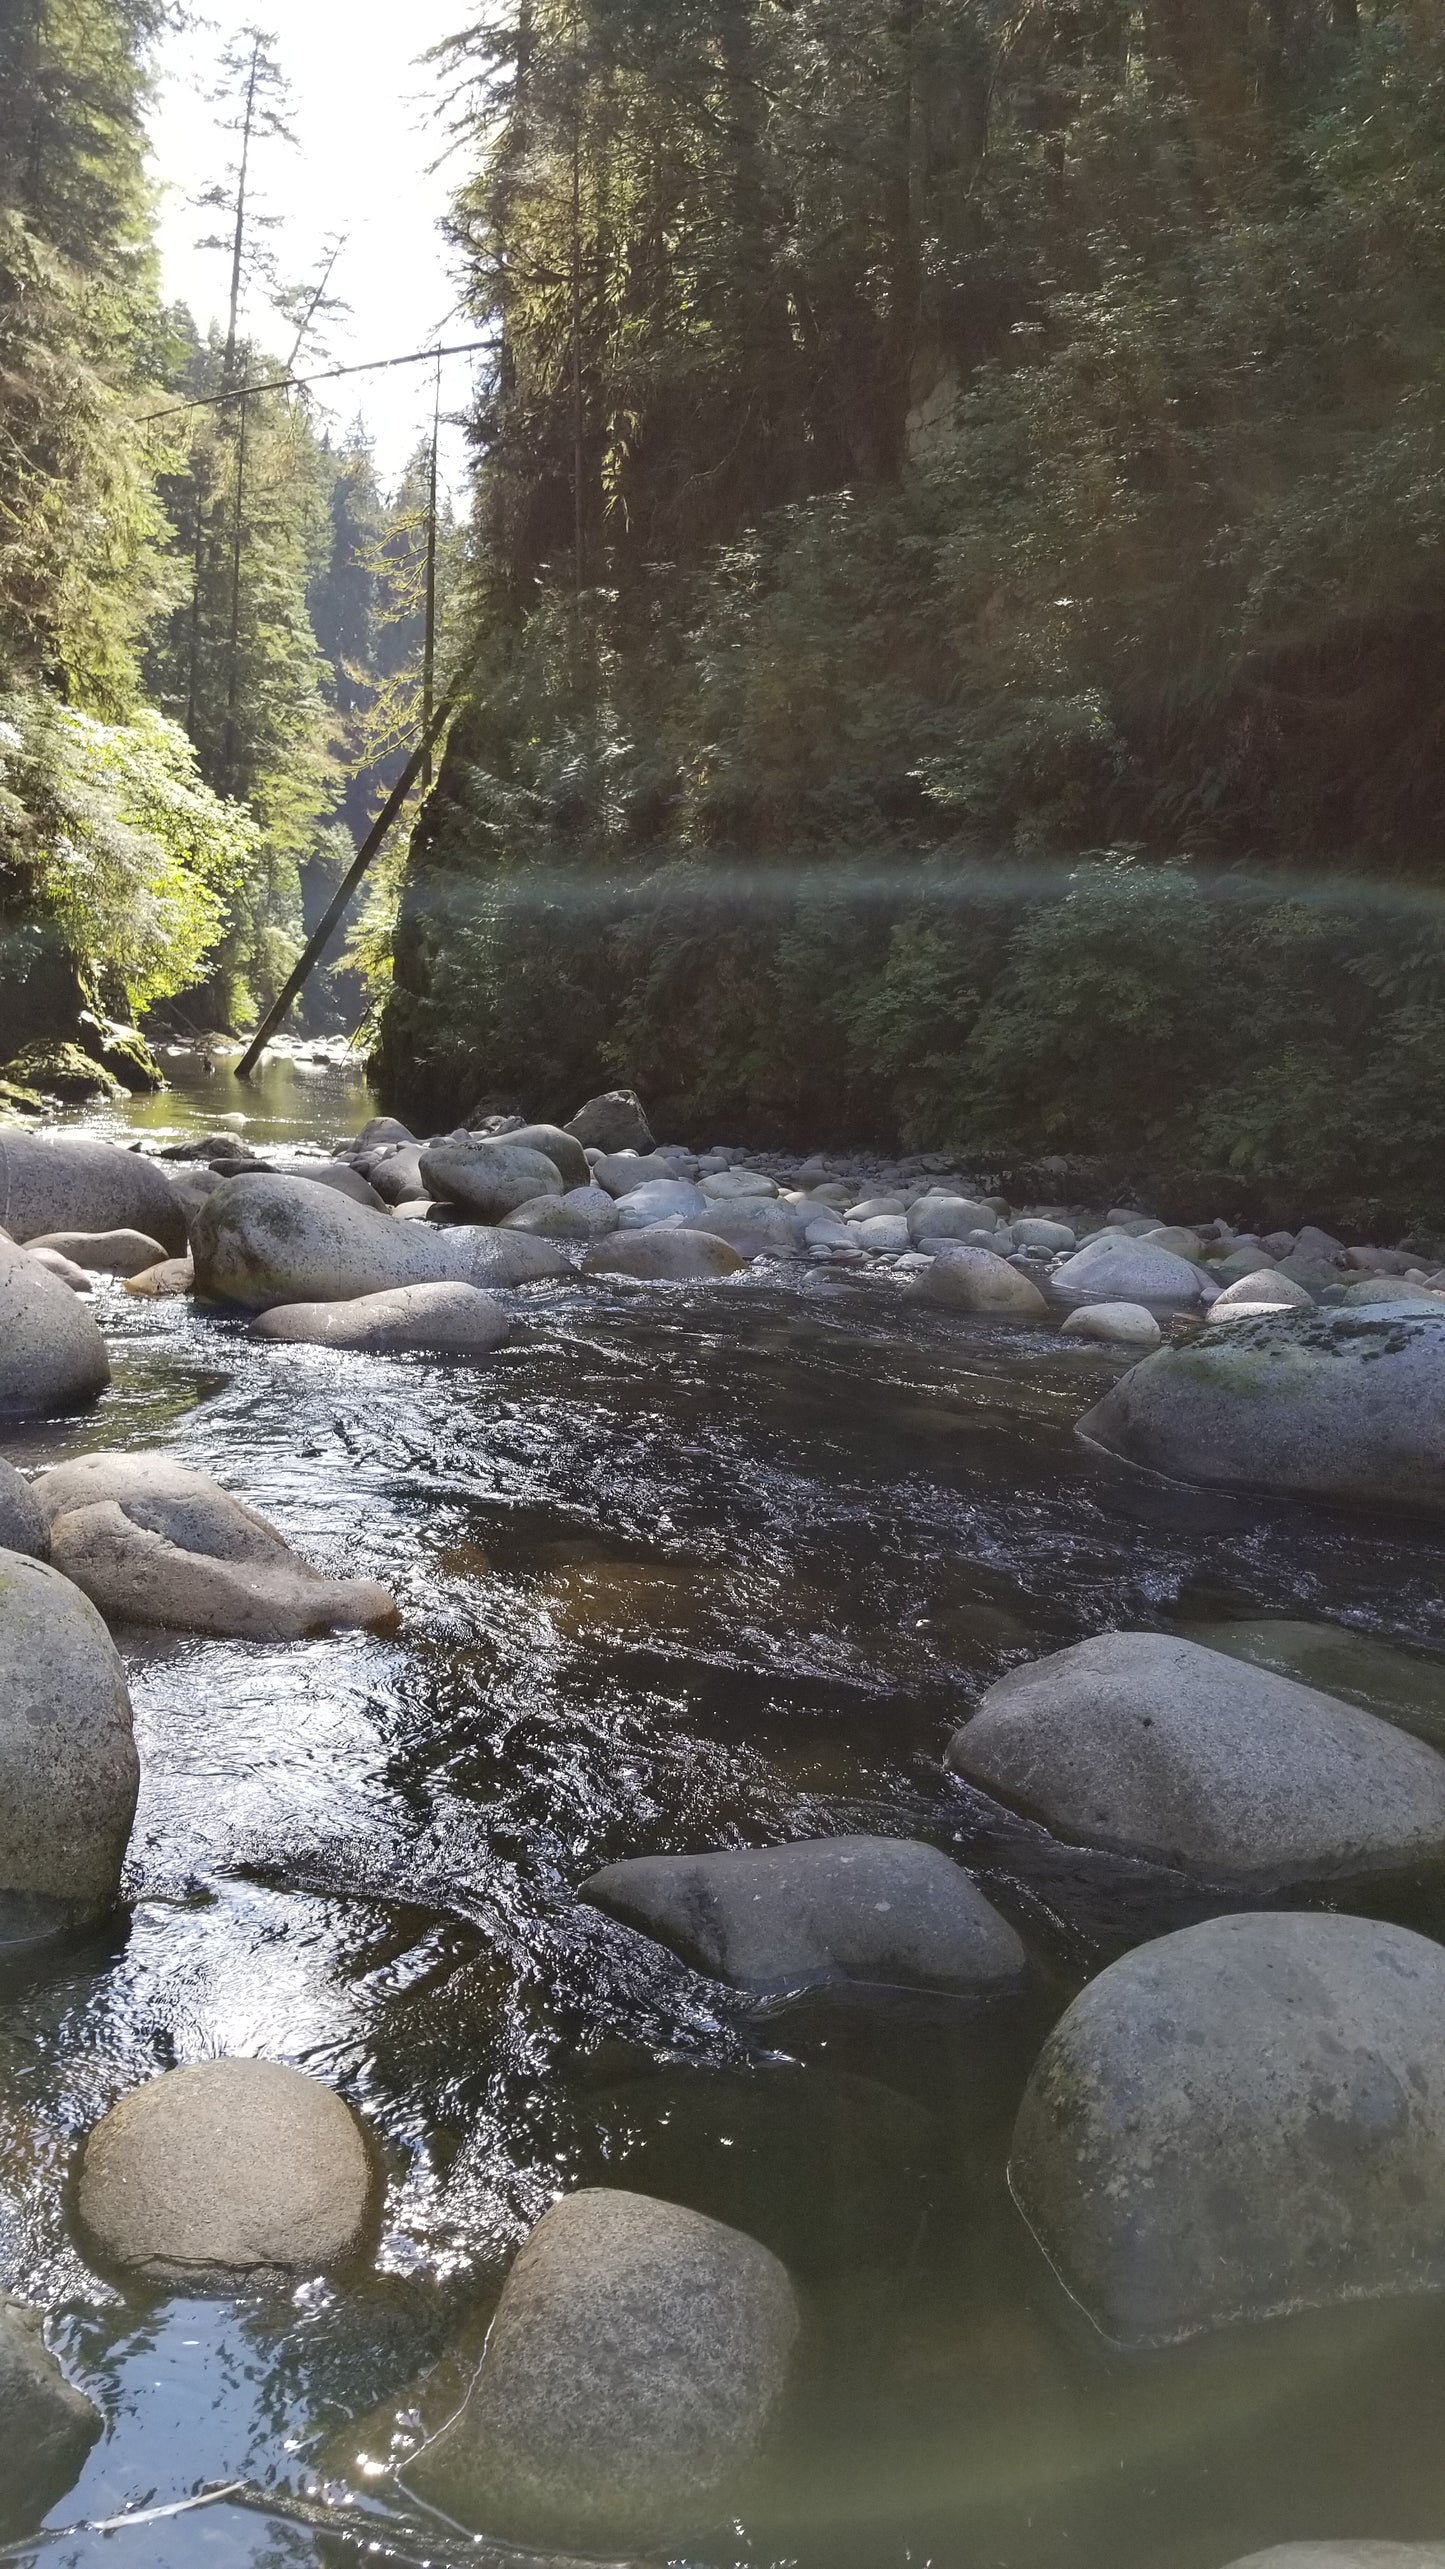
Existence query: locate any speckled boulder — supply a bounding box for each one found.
[0,1550,137,1922]
[78,2058,377,2288]
[0,1131,186,1253]
[402,2189,799,2549]
[1079,1307,1445,1512]
[584,1227,747,1282]
[0,1459,45,1557]
[1010,1912,1445,2348]
[947,1631,1445,1880]
[419,1139,564,1219]
[192,1174,569,1308]
[0,1233,110,1418]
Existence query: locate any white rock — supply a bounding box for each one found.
[1060,1301,1162,1348]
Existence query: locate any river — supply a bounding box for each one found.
[5,1050,1445,2568]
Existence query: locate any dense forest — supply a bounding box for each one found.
[0,1,451,1100]
[7,0,1445,1208]
[374,0,1445,1211]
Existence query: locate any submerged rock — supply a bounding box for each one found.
[1010,1912,1445,2348]
[0,2297,101,2528]
[582,1835,1026,1992]
[28,1227,168,1277]
[0,1232,110,1417]
[0,1460,45,1557]
[907,1244,1048,1318]
[565,1088,656,1154]
[0,1132,186,1252]
[0,1550,137,1924]
[251,1281,509,1357]
[420,1138,564,1219]
[1079,1307,1445,1513]
[78,2058,377,2288]
[192,1174,569,1307]
[34,1452,398,1639]
[948,1631,1445,1880]
[401,2189,798,2549]
[584,1227,746,1281]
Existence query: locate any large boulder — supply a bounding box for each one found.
[29,1227,167,1277]
[0,1233,110,1417]
[499,1122,592,1189]
[565,1088,656,1154]
[191,1174,569,1308]
[1078,1307,1445,1513]
[0,1550,137,1924]
[584,1228,747,1282]
[502,1184,618,1241]
[1010,1912,1445,2348]
[401,2189,798,2549]
[1052,1236,1205,1306]
[0,2296,101,2528]
[592,1150,692,1198]
[948,1631,1445,1880]
[362,1143,427,1205]
[581,1835,1026,1993]
[907,1196,999,1244]
[681,1199,807,1260]
[33,1452,397,1639]
[0,1132,186,1252]
[420,1139,564,1219]
[906,1245,1048,1318]
[615,1178,709,1228]
[0,1459,45,1557]
[277,1160,387,1212]
[251,1282,509,1358]
[77,2058,377,2288]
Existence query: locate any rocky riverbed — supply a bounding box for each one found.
[5,1060,1445,2568]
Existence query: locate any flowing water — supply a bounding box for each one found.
[7,1051,1445,2568]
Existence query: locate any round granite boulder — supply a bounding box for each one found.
[584,1227,747,1282]
[192,1174,569,1307]
[250,1281,509,1357]
[907,1245,1047,1318]
[0,1459,45,1558]
[0,1132,186,1253]
[0,1233,110,1418]
[78,2058,377,2288]
[419,1139,564,1219]
[0,1550,137,1924]
[1010,1911,1445,2348]
[401,2188,798,2549]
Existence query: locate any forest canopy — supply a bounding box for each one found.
[375,0,1445,1211]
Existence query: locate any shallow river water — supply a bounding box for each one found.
[7,1054,1445,2569]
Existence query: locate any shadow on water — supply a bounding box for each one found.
[7,1058,1445,2561]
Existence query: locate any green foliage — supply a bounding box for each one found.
[0,687,258,1014]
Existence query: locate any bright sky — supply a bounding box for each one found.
[146,1,481,496]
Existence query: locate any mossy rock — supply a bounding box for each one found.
[4,1044,126,1104]
[0,1079,47,1120]
[76,1012,164,1093]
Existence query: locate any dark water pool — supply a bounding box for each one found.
[6,1060,1445,2568]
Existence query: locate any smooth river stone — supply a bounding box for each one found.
[0,1131,187,1252]
[1079,1307,1445,1513]
[584,1227,747,1282]
[0,1232,110,1418]
[34,1452,397,1639]
[251,1281,509,1356]
[948,1631,1445,1880]
[683,1198,808,1260]
[1052,1236,1205,1306]
[582,1835,1027,1993]
[27,1227,168,1276]
[1175,1618,1445,1753]
[0,1550,137,1924]
[419,1139,564,1219]
[0,2296,101,2525]
[0,1459,45,1557]
[78,2058,377,2288]
[191,1173,569,1308]
[401,2189,799,2549]
[906,1245,1048,1318]
[1010,1912,1445,2348]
